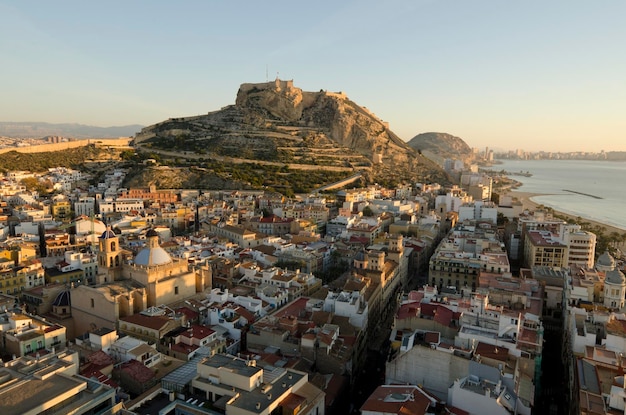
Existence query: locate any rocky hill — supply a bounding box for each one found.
[407,132,475,165]
[134,79,450,189]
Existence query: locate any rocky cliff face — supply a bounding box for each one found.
[236,80,305,121]
[134,80,450,186]
[407,132,475,164]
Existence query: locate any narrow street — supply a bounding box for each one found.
[350,295,396,413]
[535,316,566,415]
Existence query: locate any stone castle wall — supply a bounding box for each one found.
[0,138,132,155]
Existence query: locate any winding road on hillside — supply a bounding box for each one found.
[134,143,360,172]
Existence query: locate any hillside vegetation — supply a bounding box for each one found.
[133,79,452,189]
[0,145,117,173]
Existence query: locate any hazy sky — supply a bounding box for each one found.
[2,1,625,152]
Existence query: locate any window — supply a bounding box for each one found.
[175,286,179,295]
[91,298,95,308]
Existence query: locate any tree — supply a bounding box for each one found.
[20,177,52,194]
[362,206,374,217]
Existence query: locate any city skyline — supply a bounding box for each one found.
[2,1,625,152]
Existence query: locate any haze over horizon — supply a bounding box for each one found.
[2,1,625,153]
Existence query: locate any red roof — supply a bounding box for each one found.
[360,385,432,415]
[176,306,199,321]
[87,350,114,366]
[348,236,370,245]
[274,297,310,319]
[281,393,306,411]
[424,332,440,344]
[234,305,256,323]
[80,367,118,388]
[407,291,424,302]
[44,324,65,333]
[171,342,199,355]
[118,359,155,383]
[397,302,420,320]
[475,341,508,362]
[433,306,454,327]
[181,324,215,340]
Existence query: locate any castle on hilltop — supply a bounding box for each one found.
[239,78,347,100]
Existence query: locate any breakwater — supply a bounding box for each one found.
[562,189,603,199]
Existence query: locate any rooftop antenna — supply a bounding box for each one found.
[266,64,268,82]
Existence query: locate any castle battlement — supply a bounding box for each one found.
[324,90,347,99]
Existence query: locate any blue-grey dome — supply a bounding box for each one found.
[134,245,172,266]
[606,268,626,286]
[597,251,616,268]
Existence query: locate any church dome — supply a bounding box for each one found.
[146,229,159,238]
[597,251,616,268]
[134,245,172,266]
[100,229,117,239]
[52,290,71,307]
[606,268,626,286]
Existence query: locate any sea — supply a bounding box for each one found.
[493,159,626,231]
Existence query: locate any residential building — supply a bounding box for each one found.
[2,313,66,357]
[109,335,162,367]
[190,353,325,415]
[523,230,568,268]
[0,349,116,415]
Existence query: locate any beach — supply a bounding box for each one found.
[506,190,626,238]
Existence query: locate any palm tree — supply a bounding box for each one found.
[610,232,622,248]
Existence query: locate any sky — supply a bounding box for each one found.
[1,1,625,152]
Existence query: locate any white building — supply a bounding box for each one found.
[323,290,368,329]
[448,364,531,415]
[74,197,96,217]
[562,226,596,268]
[98,198,144,214]
[109,335,162,368]
[458,201,498,224]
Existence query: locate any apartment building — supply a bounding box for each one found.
[523,230,568,268]
[190,353,325,415]
[0,349,116,415]
[429,222,510,291]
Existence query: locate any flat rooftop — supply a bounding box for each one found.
[229,369,306,413]
[0,372,113,414]
[200,354,262,378]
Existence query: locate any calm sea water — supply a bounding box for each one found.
[494,159,626,230]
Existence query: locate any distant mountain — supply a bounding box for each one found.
[134,79,450,187]
[0,122,143,138]
[406,132,475,164]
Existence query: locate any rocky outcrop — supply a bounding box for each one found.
[407,132,475,163]
[134,79,450,185]
[236,79,304,121]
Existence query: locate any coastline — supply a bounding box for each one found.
[505,190,626,237]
